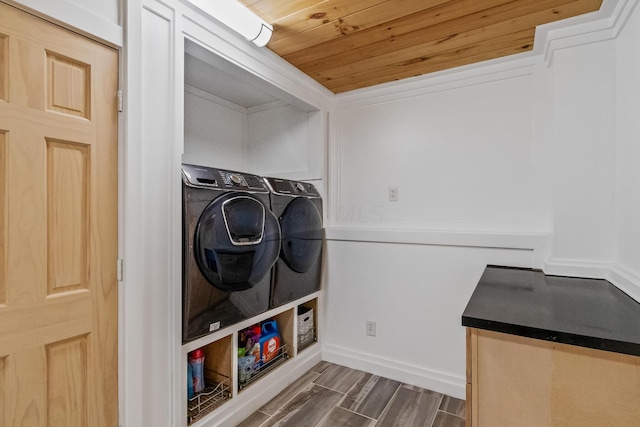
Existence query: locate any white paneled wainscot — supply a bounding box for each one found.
[323,238,540,399]
[548,40,617,267]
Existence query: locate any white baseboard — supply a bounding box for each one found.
[322,343,466,400]
[543,258,612,279]
[544,258,640,304]
[609,263,640,304]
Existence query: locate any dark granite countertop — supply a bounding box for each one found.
[462,265,640,356]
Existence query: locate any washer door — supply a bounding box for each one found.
[280,198,323,273]
[194,193,280,292]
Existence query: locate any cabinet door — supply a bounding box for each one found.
[0,3,118,426]
[468,329,640,427]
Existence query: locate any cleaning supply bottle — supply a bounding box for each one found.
[247,342,260,364]
[189,348,205,393]
[187,362,194,398]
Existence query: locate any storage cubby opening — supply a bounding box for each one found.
[237,309,294,392]
[187,335,233,425]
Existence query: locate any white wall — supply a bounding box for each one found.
[334,73,540,232]
[183,87,246,170]
[246,105,315,177]
[548,40,617,264]
[615,2,640,279]
[183,91,325,179]
[323,241,532,398]
[66,0,119,23]
[326,64,549,397]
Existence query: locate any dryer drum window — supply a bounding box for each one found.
[279,197,323,273]
[194,193,280,292]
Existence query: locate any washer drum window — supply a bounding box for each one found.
[194,193,280,292]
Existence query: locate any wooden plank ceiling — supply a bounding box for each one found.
[240,0,603,93]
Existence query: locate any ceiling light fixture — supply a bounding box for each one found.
[186,0,273,47]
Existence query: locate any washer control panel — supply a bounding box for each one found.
[182,164,268,192]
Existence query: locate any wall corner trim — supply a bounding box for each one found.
[538,0,640,67]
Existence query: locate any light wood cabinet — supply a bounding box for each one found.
[466,328,640,427]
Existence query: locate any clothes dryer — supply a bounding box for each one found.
[264,177,323,308]
[182,164,280,343]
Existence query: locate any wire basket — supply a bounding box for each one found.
[238,343,290,390]
[298,326,317,352]
[187,370,231,425]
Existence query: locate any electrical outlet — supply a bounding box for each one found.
[366,320,376,337]
[389,186,398,202]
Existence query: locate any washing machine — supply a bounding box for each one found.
[264,177,323,308]
[182,164,281,343]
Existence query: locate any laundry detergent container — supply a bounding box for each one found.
[258,319,281,364]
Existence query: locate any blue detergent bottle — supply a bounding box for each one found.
[259,319,281,364]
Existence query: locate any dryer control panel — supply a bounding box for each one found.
[264,177,320,198]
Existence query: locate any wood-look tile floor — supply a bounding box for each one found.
[239,362,466,427]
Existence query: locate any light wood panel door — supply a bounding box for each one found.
[0,3,118,426]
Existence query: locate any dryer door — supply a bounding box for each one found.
[280,198,323,273]
[195,193,280,291]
